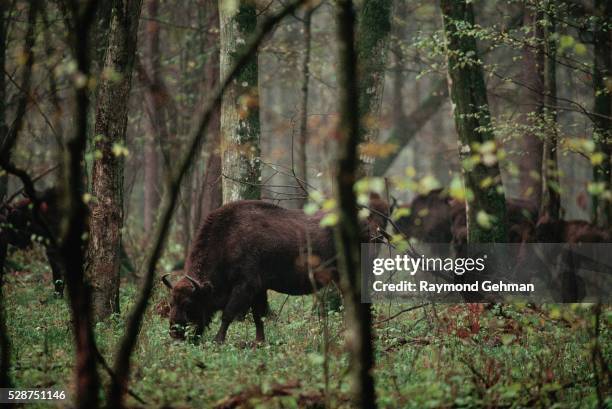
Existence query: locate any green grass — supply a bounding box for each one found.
[2,253,610,408]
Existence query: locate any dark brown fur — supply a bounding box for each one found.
[1,187,134,296]
[0,188,64,295]
[396,189,537,254]
[395,189,453,243]
[535,215,611,243]
[450,198,537,254]
[164,199,387,343]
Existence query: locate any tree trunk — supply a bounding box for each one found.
[88,0,142,321]
[540,1,560,220]
[0,0,6,202]
[356,0,393,175]
[356,0,393,155]
[0,0,10,390]
[294,6,314,208]
[143,126,159,233]
[0,235,9,390]
[518,4,544,209]
[200,0,222,221]
[220,1,261,203]
[334,1,377,407]
[61,3,103,407]
[143,0,161,234]
[440,0,508,243]
[591,0,611,227]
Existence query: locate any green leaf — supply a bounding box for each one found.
[476,210,492,230]
[319,213,338,227]
[303,202,318,216]
[391,207,411,221]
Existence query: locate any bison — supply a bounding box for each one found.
[0,186,135,296]
[396,189,538,255]
[161,197,388,343]
[0,188,64,295]
[395,189,453,243]
[450,197,537,255]
[535,214,611,243]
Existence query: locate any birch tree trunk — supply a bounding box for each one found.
[220,1,261,203]
[440,0,508,243]
[335,1,377,407]
[591,0,611,227]
[88,0,142,321]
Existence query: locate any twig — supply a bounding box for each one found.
[0,0,37,162]
[0,164,59,209]
[374,303,429,326]
[93,346,146,405]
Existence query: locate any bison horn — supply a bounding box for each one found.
[184,275,203,289]
[161,273,173,290]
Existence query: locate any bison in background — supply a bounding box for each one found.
[0,186,135,297]
[450,197,537,255]
[395,188,538,255]
[162,197,388,343]
[535,214,611,243]
[0,188,64,295]
[395,189,453,243]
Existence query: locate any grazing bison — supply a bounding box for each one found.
[396,189,537,254]
[162,197,388,343]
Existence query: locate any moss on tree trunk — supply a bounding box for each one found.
[220,1,261,203]
[440,0,508,243]
[540,1,561,221]
[356,0,393,173]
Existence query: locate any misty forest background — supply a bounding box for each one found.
[0,0,610,408]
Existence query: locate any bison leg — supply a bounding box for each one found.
[214,320,230,344]
[45,247,64,297]
[252,291,269,343]
[214,283,256,344]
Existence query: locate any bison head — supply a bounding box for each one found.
[161,273,212,339]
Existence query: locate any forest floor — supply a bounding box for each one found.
[3,249,611,408]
